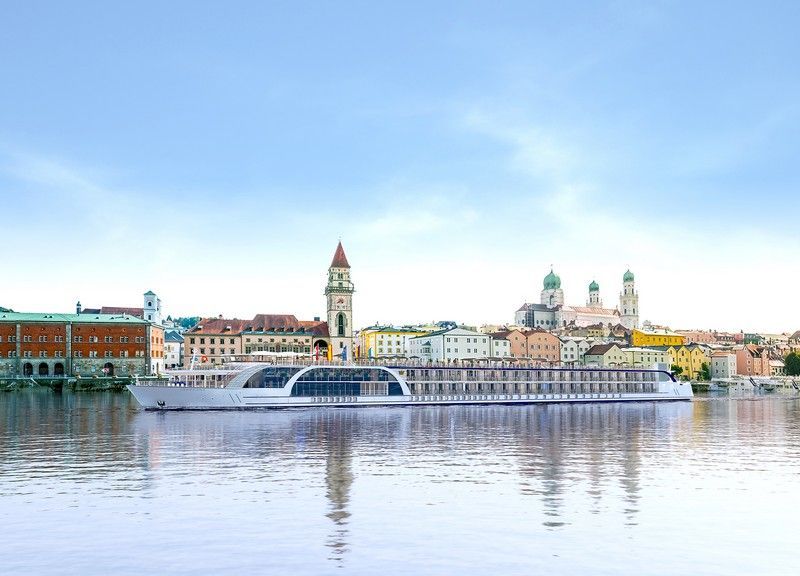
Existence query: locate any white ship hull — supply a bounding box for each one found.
[128,382,692,410]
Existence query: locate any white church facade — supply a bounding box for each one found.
[516,268,639,330]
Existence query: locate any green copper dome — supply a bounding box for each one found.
[589,280,599,292]
[543,268,561,290]
[623,269,634,282]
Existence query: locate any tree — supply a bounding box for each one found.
[175,316,201,330]
[671,364,683,377]
[699,362,711,381]
[785,352,800,376]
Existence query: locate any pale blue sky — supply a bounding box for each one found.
[1,1,798,332]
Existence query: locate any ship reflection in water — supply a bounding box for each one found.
[1,392,799,575]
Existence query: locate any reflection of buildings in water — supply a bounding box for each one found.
[511,403,692,528]
[0,390,149,482]
[315,412,354,564]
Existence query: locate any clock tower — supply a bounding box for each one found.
[325,241,354,361]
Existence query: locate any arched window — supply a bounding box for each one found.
[38,362,49,376]
[337,313,346,337]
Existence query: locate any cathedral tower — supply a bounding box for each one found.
[619,270,639,329]
[540,268,564,309]
[325,241,354,361]
[587,280,602,307]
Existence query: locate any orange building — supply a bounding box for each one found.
[489,329,528,358]
[735,344,770,376]
[523,329,561,364]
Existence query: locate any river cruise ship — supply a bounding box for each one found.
[127,363,693,410]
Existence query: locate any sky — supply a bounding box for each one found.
[1,1,798,333]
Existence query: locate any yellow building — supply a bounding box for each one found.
[631,328,686,347]
[357,326,429,359]
[656,344,711,379]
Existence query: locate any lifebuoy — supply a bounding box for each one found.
[201,355,209,363]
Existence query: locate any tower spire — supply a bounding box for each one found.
[330,241,350,269]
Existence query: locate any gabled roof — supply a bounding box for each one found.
[330,241,350,268]
[489,331,512,339]
[585,343,621,356]
[165,330,184,342]
[410,327,481,339]
[517,303,554,312]
[100,306,144,317]
[567,305,620,315]
[187,318,249,334]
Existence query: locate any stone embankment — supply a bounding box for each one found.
[1,377,165,392]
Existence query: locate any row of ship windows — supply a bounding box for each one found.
[7,351,144,358]
[0,336,145,344]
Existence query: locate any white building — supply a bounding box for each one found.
[516,269,639,330]
[560,337,595,365]
[143,290,162,325]
[164,330,184,369]
[490,337,511,358]
[623,347,671,368]
[710,352,737,379]
[409,328,491,362]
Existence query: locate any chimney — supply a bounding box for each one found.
[76,301,82,314]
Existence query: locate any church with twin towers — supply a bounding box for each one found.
[515,268,639,331]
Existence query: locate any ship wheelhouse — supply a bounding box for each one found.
[237,365,408,396]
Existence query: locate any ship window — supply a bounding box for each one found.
[243,366,305,388]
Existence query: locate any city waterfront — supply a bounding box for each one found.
[1,392,798,575]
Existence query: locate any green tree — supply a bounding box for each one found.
[175,316,201,330]
[785,352,800,376]
[671,364,683,377]
[699,362,711,381]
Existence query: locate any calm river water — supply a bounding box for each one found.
[1,391,799,575]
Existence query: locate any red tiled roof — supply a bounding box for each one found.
[330,241,350,268]
[489,331,512,339]
[569,306,619,315]
[248,314,302,331]
[100,306,144,317]
[187,318,248,334]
